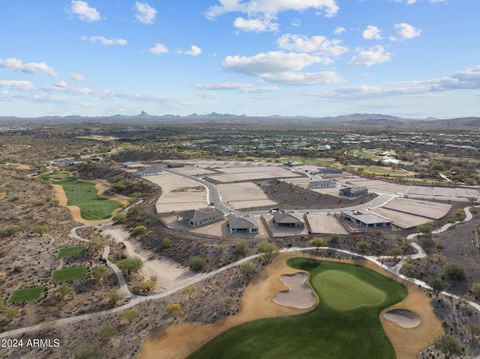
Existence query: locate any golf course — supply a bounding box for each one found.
[44,172,121,221]
[189,258,408,359]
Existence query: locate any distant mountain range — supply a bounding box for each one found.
[1,112,479,130]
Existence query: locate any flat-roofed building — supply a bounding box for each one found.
[339,186,368,197]
[341,210,391,229]
[308,180,336,189]
[273,210,305,229]
[137,165,162,176]
[227,214,258,234]
[318,167,343,174]
[177,207,224,227]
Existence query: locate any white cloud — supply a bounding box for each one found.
[310,64,480,99]
[0,57,57,77]
[362,25,383,40]
[183,45,203,57]
[224,51,321,75]
[68,0,101,22]
[394,23,422,40]
[206,0,339,19]
[195,82,278,93]
[54,80,70,89]
[391,0,447,5]
[349,46,392,67]
[135,2,157,24]
[334,26,346,35]
[70,73,87,82]
[261,71,343,85]
[0,80,34,91]
[81,36,128,46]
[149,43,169,55]
[222,51,343,85]
[233,17,279,32]
[197,93,219,99]
[277,34,348,59]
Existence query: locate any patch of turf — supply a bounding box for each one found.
[363,166,410,176]
[9,287,44,304]
[52,266,88,282]
[58,245,86,258]
[312,270,386,310]
[189,258,407,359]
[45,173,121,220]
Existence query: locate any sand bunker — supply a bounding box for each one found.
[137,253,315,359]
[383,309,421,329]
[273,272,316,309]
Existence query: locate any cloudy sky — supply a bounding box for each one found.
[0,0,479,118]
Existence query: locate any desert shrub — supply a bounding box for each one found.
[240,262,255,277]
[118,257,143,275]
[99,324,118,342]
[0,225,22,238]
[355,240,371,253]
[309,237,327,247]
[166,303,183,317]
[189,256,207,271]
[234,241,249,256]
[131,225,147,236]
[444,263,466,281]
[163,236,172,248]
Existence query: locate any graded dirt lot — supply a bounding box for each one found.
[137,253,312,359]
[370,207,432,229]
[171,166,217,176]
[218,182,277,210]
[383,198,451,219]
[344,177,480,200]
[306,213,348,234]
[143,173,208,213]
[206,166,300,183]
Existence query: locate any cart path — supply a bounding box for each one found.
[1,205,479,341]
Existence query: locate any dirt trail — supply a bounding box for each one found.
[101,224,199,291]
[137,253,313,359]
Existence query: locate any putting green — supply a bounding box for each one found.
[189,258,407,359]
[312,270,386,310]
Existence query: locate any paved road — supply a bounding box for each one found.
[2,205,479,341]
[162,168,235,214]
[164,167,396,216]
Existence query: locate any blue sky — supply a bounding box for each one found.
[0,0,479,118]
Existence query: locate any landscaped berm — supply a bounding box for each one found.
[44,172,121,221]
[189,258,408,359]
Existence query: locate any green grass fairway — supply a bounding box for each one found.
[59,245,86,258]
[312,270,387,311]
[45,173,121,220]
[363,166,411,177]
[9,287,44,304]
[52,266,88,282]
[189,258,407,359]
